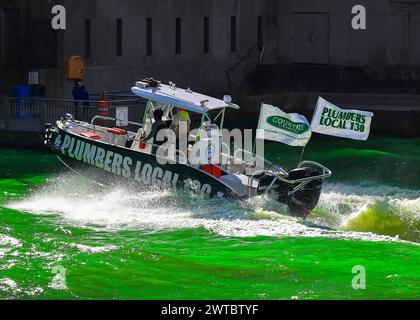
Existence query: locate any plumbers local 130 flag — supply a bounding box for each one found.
[257,104,312,147]
[311,97,374,141]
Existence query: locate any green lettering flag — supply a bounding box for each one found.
[257,104,312,147]
[311,97,374,141]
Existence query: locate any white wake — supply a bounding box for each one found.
[6,174,420,244]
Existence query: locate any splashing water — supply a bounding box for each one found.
[7,173,420,243]
[316,184,420,242]
[1,142,420,300]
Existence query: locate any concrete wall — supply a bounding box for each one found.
[0,0,31,87]
[275,0,418,66]
[8,0,420,98]
[35,0,267,98]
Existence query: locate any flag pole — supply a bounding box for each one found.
[299,97,319,164]
[254,103,264,157]
[299,145,307,163]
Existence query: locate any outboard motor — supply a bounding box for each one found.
[256,168,323,219]
[256,173,289,205]
[287,167,323,219]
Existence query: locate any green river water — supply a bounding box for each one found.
[0,136,419,300]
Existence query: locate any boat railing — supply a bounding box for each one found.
[57,116,141,147]
[293,161,332,192]
[247,160,332,198]
[90,115,144,129]
[59,120,113,145]
[232,148,288,175]
[220,146,332,196]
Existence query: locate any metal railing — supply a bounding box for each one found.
[0,96,146,133]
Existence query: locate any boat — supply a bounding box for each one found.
[44,79,332,219]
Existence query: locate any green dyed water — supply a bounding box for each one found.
[0,137,419,300]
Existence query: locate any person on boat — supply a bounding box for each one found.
[170,108,191,153]
[142,109,168,155]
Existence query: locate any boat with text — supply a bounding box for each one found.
[45,79,332,218]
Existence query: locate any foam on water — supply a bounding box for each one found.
[6,173,420,244]
[0,234,22,259]
[71,243,118,254]
[0,278,20,296]
[316,183,420,241]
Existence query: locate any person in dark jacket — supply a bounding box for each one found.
[72,80,90,119]
[142,109,168,155]
[72,80,90,105]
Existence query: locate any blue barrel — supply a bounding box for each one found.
[12,85,32,119]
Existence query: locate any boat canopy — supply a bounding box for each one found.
[131,83,240,114]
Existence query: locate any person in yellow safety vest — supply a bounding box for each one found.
[170,108,191,151]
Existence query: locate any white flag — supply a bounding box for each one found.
[311,97,373,141]
[256,104,312,147]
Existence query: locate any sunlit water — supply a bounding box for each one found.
[0,136,419,299]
